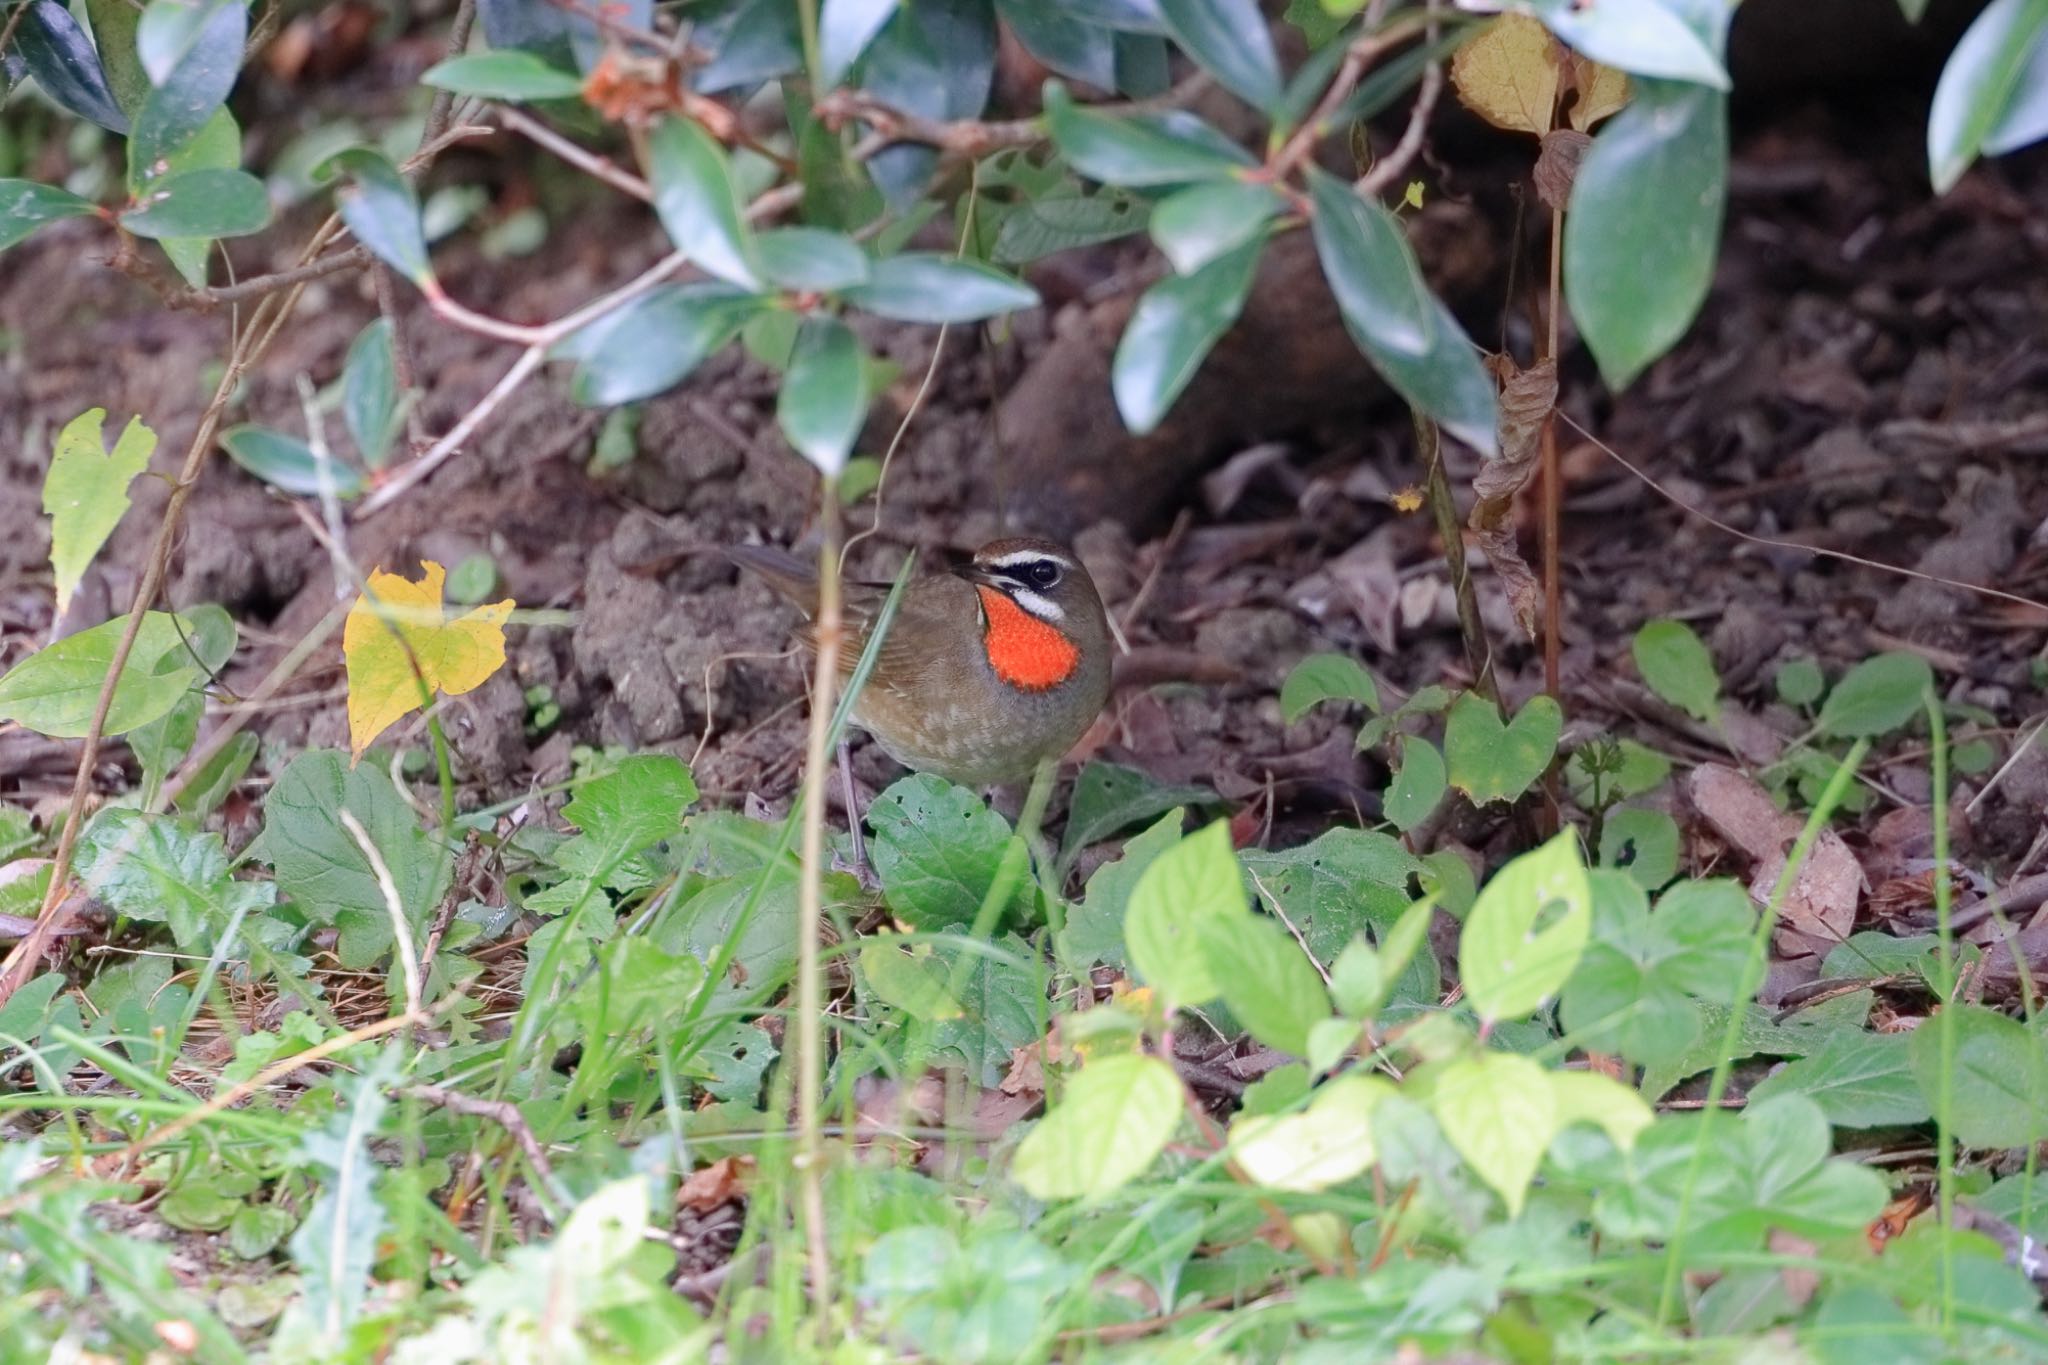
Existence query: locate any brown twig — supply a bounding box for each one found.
[1416,409,1499,707]
[1269,9,1433,182]
[1355,0,1448,201]
[497,104,653,201]
[399,1082,572,1213]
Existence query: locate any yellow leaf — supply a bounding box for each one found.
[1567,56,1631,131]
[343,561,513,760]
[1390,485,1426,513]
[1449,14,1562,137]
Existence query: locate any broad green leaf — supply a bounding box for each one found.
[990,188,1149,265]
[1012,1053,1184,1200]
[0,180,100,252]
[0,610,214,738]
[1126,820,1247,1008]
[928,935,1046,1085]
[868,774,1024,929]
[1749,1030,1930,1129]
[121,167,269,239]
[1112,239,1259,434]
[1056,761,1208,874]
[1563,737,1671,806]
[16,2,131,133]
[1817,651,1933,739]
[1308,170,1498,454]
[130,0,247,170]
[1148,179,1281,276]
[76,807,274,949]
[1231,1073,1394,1192]
[342,319,402,469]
[692,0,804,92]
[1057,807,1185,972]
[291,1052,397,1335]
[1329,896,1433,1019]
[1598,807,1679,890]
[776,315,869,475]
[1044,82,1254,187]
[649,116,764,289]
[555,282,764,407]
[1443,691,1561,805]
[999,0,1119,89]
[43,409,156,616]
[1928,0,2048,193]
[1202,913,1331,1056]
[859,937,964,1020]
[1563,79,1726,389]
[1910,1003,2048,1149]
[842,253,1039,324]
[1632,619,1719,723]
[1776,657,1825,706]
[1423,1050,1556,1215]
[1278,652,1379,723]
[820,0,898,85]
[559,757,697,869]
[754,227,870,292]
[220,426,368,498]
[1384,736,1447,832]
[1548,1068,1654,1151]
[421,50,585,100]
[1159,0,1283,110]
[132,105,242,286]
[1460,829,1591,1022]
[324,149,432,283]
[1525,0,1729,89]
[1240,828,1423,970]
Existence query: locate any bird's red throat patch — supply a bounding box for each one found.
[977,586,1080,691]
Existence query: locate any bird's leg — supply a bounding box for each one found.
[838,737,874,887]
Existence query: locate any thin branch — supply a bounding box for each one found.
[398,1083,572,1214]
[1356,1,1448,200]
[1269,11,1433,181]
[423,0,481,145]
[498,105,653,202]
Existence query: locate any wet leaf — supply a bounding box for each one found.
[1524,0,1727,89]
[1044,82,1253,187]
[1928,0,2048,192]
[15,1,130,133]
[1443,691,1561,806]
[1159,0,1282,111]
[1149,179,1282,276]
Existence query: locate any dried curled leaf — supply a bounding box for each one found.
[1568,56,1631,131]
[1467,358,1556,639]
[343,560,513,760]
[1534,129,1593,211]
[1449,14,1630,137]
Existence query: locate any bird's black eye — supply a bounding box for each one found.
[1024,560,1061,588]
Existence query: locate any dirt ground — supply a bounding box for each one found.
[2,91,2045,883]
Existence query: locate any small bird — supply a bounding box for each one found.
[729,536,1114,788]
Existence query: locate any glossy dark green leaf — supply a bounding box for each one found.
[1113,32,1171,95]
[342,319,402,469]
[1308,171,1496,453]
[1562,80,1726,390]
[120,168,269,239]
[1149,179,1281,274]
[1112,240,1259,434]
[1984,26,2048,157]
[421,51,586,101]
[554,283,764,406]
[998,0,1119,89]
[84,0,151,117]
[323,148,432,284]
[777,315,869,475]
[1928,0,2048,192]
[0,180,99,251]
[1159,0,1283,110]
[842,253,1039,323]
[861,0,998,206]
[16,1,130,133]
[477,0,652,72]
[219,426,368,498]
[1045,82,1254,186]
[692,0,804,92]
[649,116,763,289]
[754,227,871,292]
[1064,0,1166,30]
[1527,0,1728,89]
[821,0,898,85]
[130,0,247,172]
[130,107,241,287]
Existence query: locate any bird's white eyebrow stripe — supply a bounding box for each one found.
[1005,587,1065,621]
[983,549,1074,570]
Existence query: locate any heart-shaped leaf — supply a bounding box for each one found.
[44,408,157,616]
[1444,691,1561,805]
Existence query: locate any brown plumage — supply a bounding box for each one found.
[729,537,1113,786]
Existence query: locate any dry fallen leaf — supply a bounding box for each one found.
[1568,55,1631,131]
[342,560,514,761]
[678,1155,755,1212]
[1687,764,1862,957]
[1468,358,1556,640]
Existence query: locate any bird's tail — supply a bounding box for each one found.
[726,543,821,618]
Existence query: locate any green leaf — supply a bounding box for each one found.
[1549,1069,1654,1152]
[1423,1050,1557,1215]
[43,408,156,616]
[868,774,1023,930]
[1598,807,1680,890]
[16,2,131,133]
[421,50,585,100]
[1559,874,1749,1067]
[1775,657,1825,707]
[120,167,269,239]
[76,807,274,948]
[0,610,216,738]
[1384,736,1447,832]
[1910,1003,2048,1149]
[132,106,243,287]
[1240,828,1423,970]
[989,189,1149,266]
[1307,169,1498,455]
[999,0,1119,89]
[820,0,898,86]
[1148,179,1281,276]
[1126,820,1247,1008]
[1817,652,1933,739]
[1632,619,1719,723]
[1058,807,1185,972]
[228,1206,297,1261]
[859,0,998,207]
[1230,1072,1393,1191]
[1329,896,1433,1019]
[842,253,1039,323]
[556,282,763,407]
[1056,761,1208,875]
[1564,737,1671,805]
[1012,1054,1184,1200]
[324,148,431,284]
[1749,1030,1930,1129]
[1043,82,1254,187]
[1983,23,2048,157]
[1202,914,1331,1056]
[1112,239,1259,434]
[1563,79,1727,389]
[859,937,964,1020]
[754,227,871,292]
[130,0,247,171]
[219,426,368,498]
[1158,0,1283,110]
[776,315,869,475]
[1928,0,2048,193]
[1526,0,1729,89]
[1443,691,1561,805]
[560,754,698,866]
[291,1053,397,1334]
[649,116,763,288]
[1279,652,1379,723]
[342,319,402,469]
[245,751,451,969]
[1460,829,1591,1022]
[0,180,100,252]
